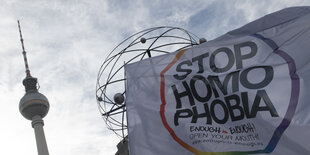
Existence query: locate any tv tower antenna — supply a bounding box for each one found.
[18,20,50,155]
[18,20,31,77]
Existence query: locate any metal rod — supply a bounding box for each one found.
[102,104,126,116]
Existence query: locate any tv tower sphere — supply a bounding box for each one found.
[19,79,49,120]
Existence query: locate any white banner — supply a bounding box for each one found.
[125,7,310,155]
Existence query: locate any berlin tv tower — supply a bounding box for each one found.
[18,20,50,155]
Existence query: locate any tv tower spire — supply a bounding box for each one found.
[18,20,31,77]
[18,20,50,155]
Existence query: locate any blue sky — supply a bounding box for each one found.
[1,0,310,154]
